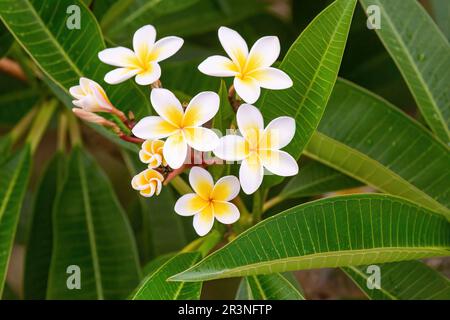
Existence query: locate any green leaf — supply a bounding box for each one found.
[131,252,202,300]
[46,147,141,299]
[430,0,450,41]
[282,160,362,199]
[0,145,32,296]
[0,0,151,119]
[342,261,450,300]
[360,0,450,144]
[0,89,40,126]
[103,0,200,42]
[170,194,450,282]
[236,273,305,300]
[23,153,66,300]
[305,79,450,219]
[142,252,176,277]
[0,21,13,57]
[259,0,357,186]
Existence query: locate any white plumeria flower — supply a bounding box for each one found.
[98,25,183,85]
[175,167,240,236]
[214,104,298,194]
[69,77,113,112]
[139,140,166,169]
[198,26,293,104]
[131,168,164,198]
[132,89,220,169]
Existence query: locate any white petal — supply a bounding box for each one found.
[152,36,184,62]
[183,91,220,127]
[193,205,214,236]
[236,103,264,141]
[175,194,209,216]
[261,116,296,150]
[104,68,139,84]
[189,166,214,199]
[69,85,84,99]
[150,88,184,126]
[98,47,137,68]
[183,127,219,152]
[198,55,238,77]
[213,201,240,224]
[239,153,264,194]
[135,63,161,85]
[218,26,248,66]
[132,116,178,140]
[247,36,280,69]
[213,135,248,161]
[163,133,187,169]
[133,25,156,57]
[212,176,240,201]
[249,67,293,89]
[234,77,260,104]
[260,149,299,176]
[89,82,113,111]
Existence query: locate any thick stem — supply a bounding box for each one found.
[252,189,263,223]
[262,195,284,212]
[119,134,144,144]
[67,110,82,147]
[9,107,37,144]
[232,196,252,233]
[25,100,58,154]
[169,175,193,195]
[57,112,68,152]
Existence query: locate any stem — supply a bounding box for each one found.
[181,230,223,257]
[57,112,68,152]
[252,189,263,223]
[9,107,37,144]
[67,110,82,146]
[262,195,284,213]
[25,100,58,154]
[232,196,252,232]
[119,133,144,144]
[169,175,192,195]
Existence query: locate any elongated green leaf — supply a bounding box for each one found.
[104,0,200,43]
[0,145,31,296]
[360,0,450,143]
[131,252,202,300]
[305,79,450,219]
[47,147,141,299]
[24,153,66,300]
[342,261,450,300]
[171,194,450,281]
[236,273,305,300]
[281,160,362,200]
[430,0,450,41]
[0,89,40,125]
[0,21,12,57]
[259,0,356,186]
[0,0,151,120]
[142,252,176,277]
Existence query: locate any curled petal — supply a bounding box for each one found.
[133,25,156,60]
[214,135,248,161]
[135,63,161,85]
[213,201,240,224]
[132,116,178,140]
[193,205,214,236]
[211,175,240,201]
[175,194,209,217]
[249,67,293,90]
[150,88,184,126]
[260,116,296,150]
[104,68,139,85]
[234,77,260,104]
[239,153,264,195]
[152,36,184,62]
[183,91,220,127]
[218,26,248,67]
[259,149,299,177]
[98,47,137,68]
[183,127,219,152]
[198,55,238,77]
[246,36,280,70]
[189,167,214,200]
[163,133,188,169]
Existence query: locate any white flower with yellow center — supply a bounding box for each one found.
[139,139,166,169]
[132,88,220,169]
[98,25,183,85]
[175,167,240,236]
[131,168,164,197]
[214,104,298,194]
[69,77,113,112]
[198,26,293,104]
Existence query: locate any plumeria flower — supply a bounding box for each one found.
[175,167,240,236]
[69,77,113,112]
[139,139,166,169]
[98,25,183,85]
[132,88,220,169]
[214,104,298,194]
[198,26,292,104]
[131,168,164,197]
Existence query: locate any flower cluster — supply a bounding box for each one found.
[70,25,298,236]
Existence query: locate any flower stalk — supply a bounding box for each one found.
[25,99,58,153]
